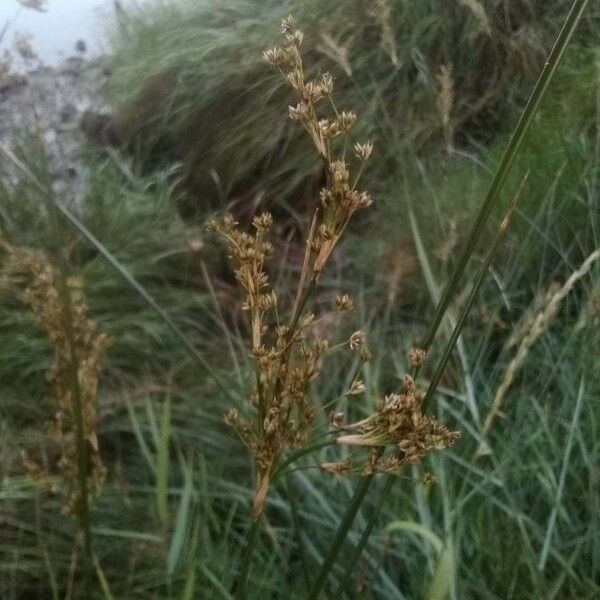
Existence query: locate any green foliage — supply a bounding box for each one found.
[105,0,599,216]
[0,1,598,599]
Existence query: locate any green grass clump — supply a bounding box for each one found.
[0,1,599,599]
[105,0,599,216]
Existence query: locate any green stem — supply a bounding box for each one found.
[334,176,527,598]
[336,476,394,599]
[412,0,590,379]
[308,1,588,592]
[422,174,527,410]
[234,517,261,599]
[307,473,375,600]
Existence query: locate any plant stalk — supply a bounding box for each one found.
[40,157,92,557]
[307,473,375,599]
[422,174,527,410]
[307,0,588,591]
[336,475,394,599]
[412,0,590,379]
[334,174,528,597]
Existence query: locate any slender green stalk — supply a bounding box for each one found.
[422,173,528,409]
[307,474,375,600]
[307,1,588,593]
[413,0,590,379]
[334,175,527,596]
[336,476,394,599]
[234,517,261,599]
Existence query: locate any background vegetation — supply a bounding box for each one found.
[1,0,598,598]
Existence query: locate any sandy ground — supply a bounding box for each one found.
[0,52,108,207]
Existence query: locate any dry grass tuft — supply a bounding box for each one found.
[370,0,400,67]
[477,247,600,455]
[1,243,110,519]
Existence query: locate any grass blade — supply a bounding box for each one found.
[538,379,586,570]
[125,394,157,474]
[426,538,454,600]
[414,0,590,372]
[307,474,375,599]
[168,457,195,575]
[94,558,117,600]
[157,389,172,525]
[180,519,201,600]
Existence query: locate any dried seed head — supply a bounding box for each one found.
[331,160,350,186]
[337,384,460,473]
[334,293,354,312]
[347,379,366,396]
[409,347,426,367]
[329,411,345,428]
[224,408,239,426]
[337,110,357,132]
[354,141,374,161]
[319,72,334,95]
[349,330,367,351]
[3,244,109,522]
[253,212,273,231]
[289,101,309,121]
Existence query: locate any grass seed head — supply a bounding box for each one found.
[2,244,109,521]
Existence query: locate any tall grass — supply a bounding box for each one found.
[0,0,598,598]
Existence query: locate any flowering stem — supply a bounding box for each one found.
[34,139,92,558]
[412,0,590,380]
[333,175,527,596]
[307,472,376,600]
[308,0,588,592]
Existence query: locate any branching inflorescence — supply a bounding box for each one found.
[208,16,458,520]
[3,244,109,522]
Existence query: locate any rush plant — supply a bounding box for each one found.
[208,16,461,597]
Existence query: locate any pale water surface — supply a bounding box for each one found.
[0,0,118,64]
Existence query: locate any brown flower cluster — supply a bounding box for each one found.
[208,212,333,519]
[263,15,374,278]
[3,244,110,519]
[207,17,376,519]
[335,374,460,475]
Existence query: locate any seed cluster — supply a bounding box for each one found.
[207,17,378,519]
[263,16,374,278]
[336,375,460,474]
[208,211,334,518]
[3,245,109,519]
[210,17,459,516]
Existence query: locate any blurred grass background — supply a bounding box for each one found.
[0,0,599,598]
